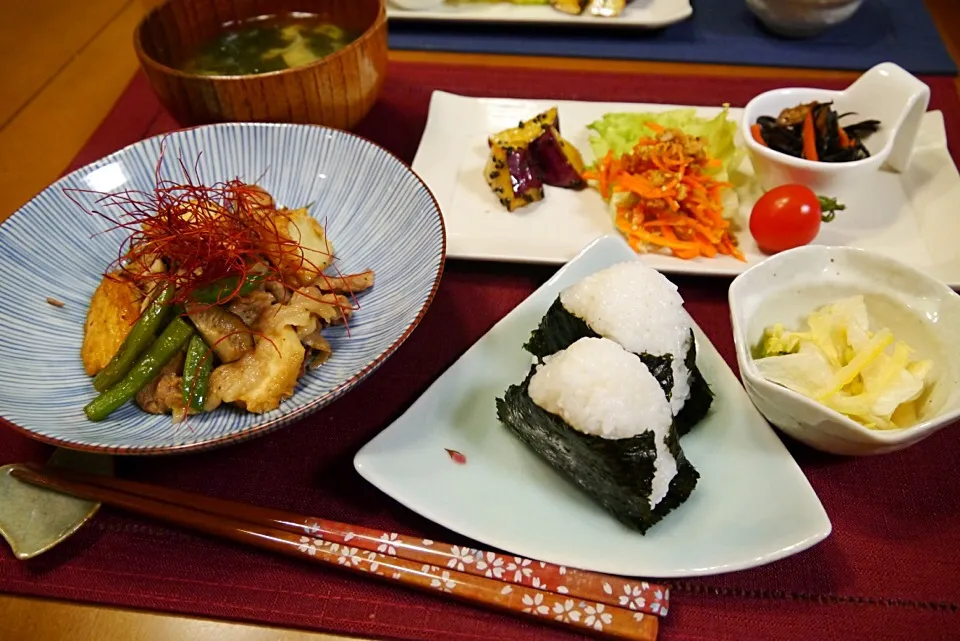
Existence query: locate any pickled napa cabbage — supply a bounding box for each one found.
[754,296,933,430]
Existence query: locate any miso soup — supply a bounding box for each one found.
[181,13,359,76]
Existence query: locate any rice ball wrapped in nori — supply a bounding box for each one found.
[523,261,713,436]
[496,337,699,534]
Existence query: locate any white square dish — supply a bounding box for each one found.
[355,235,831,578]
[412,91,960,286]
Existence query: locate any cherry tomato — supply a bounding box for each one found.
[749,185,823,254]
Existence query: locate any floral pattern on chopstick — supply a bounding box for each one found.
[614,582,666,615]
[292,535,658,640]
[296,518,669,618]
[8,465,660,641]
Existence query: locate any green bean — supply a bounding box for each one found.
[93,285,174,392]
[84,317,195,422]
[182,334,214,411]
[189,273,267,304]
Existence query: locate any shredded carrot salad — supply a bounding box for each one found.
[582,123,744,261]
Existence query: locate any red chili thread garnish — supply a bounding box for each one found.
[445,449,467,465]
[62,139,358,325]
[62,141,373,432]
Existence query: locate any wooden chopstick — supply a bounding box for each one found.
[17,462,669,618]
[11,464,660,641]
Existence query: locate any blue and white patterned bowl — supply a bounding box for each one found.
[0,124,445,454]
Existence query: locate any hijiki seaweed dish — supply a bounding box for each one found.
[496,261,713,534]
[750,101,881,163]
[74,151,374,423]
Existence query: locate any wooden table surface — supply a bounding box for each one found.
[1,1,957,639]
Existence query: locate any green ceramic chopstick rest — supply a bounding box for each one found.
[0,449,113,560]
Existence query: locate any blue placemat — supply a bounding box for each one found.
[387,0,957,75]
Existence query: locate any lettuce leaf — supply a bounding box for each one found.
[586,107,742,179]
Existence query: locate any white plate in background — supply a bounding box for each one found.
[387,0,693,29]
[412,91,960,286]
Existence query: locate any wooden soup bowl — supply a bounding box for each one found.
[134,0,388,130]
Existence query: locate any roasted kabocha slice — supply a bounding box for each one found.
[485,124,546,212]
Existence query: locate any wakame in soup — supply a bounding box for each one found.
[182,13,359,76]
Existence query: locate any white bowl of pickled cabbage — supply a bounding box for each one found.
[729,246,960,456]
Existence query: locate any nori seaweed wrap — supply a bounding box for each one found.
[674,339,713,435]
[496,338,699,534]
[524,261,714,436]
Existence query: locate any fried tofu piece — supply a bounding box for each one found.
[264,208,335,288]
[208,286,353,413]
[81,274,142,376]
[209,322,304,414]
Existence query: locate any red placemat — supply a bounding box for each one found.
[3,63,960,641]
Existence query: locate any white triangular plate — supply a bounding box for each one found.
[355,235,831,578]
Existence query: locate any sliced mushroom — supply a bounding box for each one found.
[185,304,254,363]
[264,280,290,304]
[300,328,331,353]
[297,334,332,377]
[227,291,275,328]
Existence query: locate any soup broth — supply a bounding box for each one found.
[181,12,359,76]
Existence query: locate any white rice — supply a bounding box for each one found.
[559,261,693,415]
[527,337,677,508]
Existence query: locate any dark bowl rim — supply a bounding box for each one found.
[133,0,387,81]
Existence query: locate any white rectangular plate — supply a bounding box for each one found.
[387,1,693,28]
[413,91,960,286]
[355,235,831,578]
